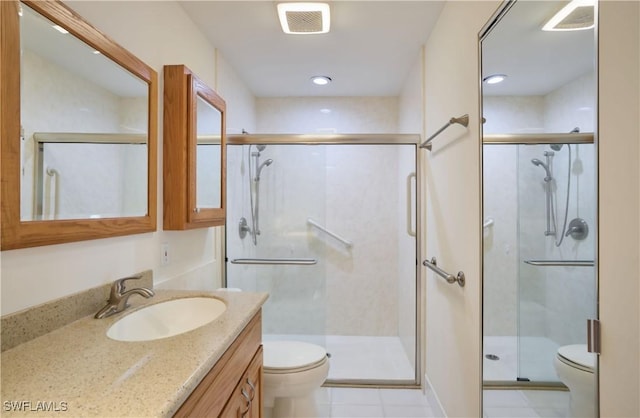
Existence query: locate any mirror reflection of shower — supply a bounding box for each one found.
[248,144,273,245]
[530,129,584,247]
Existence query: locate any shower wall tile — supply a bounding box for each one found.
[255,97,399,134]
[483,96,545,134]
[324,145,401,336]
[544,72,596,134]
[483,145,518,337]
[226,143,415,338]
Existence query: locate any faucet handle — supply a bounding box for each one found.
[112,275,144,294]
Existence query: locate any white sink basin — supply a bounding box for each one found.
[107,297,227,342]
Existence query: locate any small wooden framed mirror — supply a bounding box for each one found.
[163,65,227,229]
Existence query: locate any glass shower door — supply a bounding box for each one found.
[516,142,596,382]
[226,138,419,385]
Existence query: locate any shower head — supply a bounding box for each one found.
[551,128,579,151]
[256,145,267,152]
[255,158,273,180]
[531,158,552,181]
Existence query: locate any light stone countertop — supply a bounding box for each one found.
[1,290,268,417]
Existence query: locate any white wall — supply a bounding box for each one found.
[598,2,640,416]
[1,1,256,315]
[256,97,398,133]
[422,1,501,417]
[399,53,424,135]
[216,54,256,135]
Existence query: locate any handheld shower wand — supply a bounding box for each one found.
[255,159,273,181]
[532,153,556,236]
[531,158,553,182]
[247,145,273,245]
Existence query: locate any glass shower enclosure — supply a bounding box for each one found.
[225,134,420,385]
[483,138,596,384]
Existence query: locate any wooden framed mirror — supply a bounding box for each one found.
[0,0,158,250]
[163,65,226,230]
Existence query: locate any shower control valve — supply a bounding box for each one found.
[565,218,589,241]
[239,217,251,239]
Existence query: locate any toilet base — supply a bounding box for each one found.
[553,356,596,418]
[567,391,596,418]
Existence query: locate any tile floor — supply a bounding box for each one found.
[316,387,436,418]
[483,389,569,418]
[310,387,569,418]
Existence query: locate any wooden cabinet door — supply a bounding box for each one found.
[221,347,263,418]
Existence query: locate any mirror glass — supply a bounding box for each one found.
[481,1,597,416]
[195,94,222,209]
[20,3,149,220]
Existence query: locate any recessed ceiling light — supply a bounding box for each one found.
[311,76,332,86]
[319,108,332,114]
[52,25,68,34]
[277,3,330,35]
[483,74,507,85]
[543,0,595,31]
[93,50,101,55]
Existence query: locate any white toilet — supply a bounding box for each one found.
[262,340,330,418]
[553,344,596,418]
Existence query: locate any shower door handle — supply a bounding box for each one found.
[230,258,318,265]
[407,172,416,237]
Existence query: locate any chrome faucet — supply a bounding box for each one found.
[95,275,155,319]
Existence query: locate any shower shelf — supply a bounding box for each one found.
[230,258,317,266]
[524,260,594,267]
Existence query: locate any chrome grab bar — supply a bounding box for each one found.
[307,218,353,248]
[422,257,465,287]
[419,114,469,151]
[230,258,317,265]
[524,260,594,267]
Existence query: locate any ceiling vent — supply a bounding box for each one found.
[543,0,595,31]
[277,3,330,34]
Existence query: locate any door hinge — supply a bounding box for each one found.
[587,319,601,354]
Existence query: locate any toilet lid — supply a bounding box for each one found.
[558,344,595,372]
[263,341,327,371]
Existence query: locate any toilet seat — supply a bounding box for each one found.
[557,344,595,373]
[263,341,328,374]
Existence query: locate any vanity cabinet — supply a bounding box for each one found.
[174,311,263,417]
[163,64,226,230]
